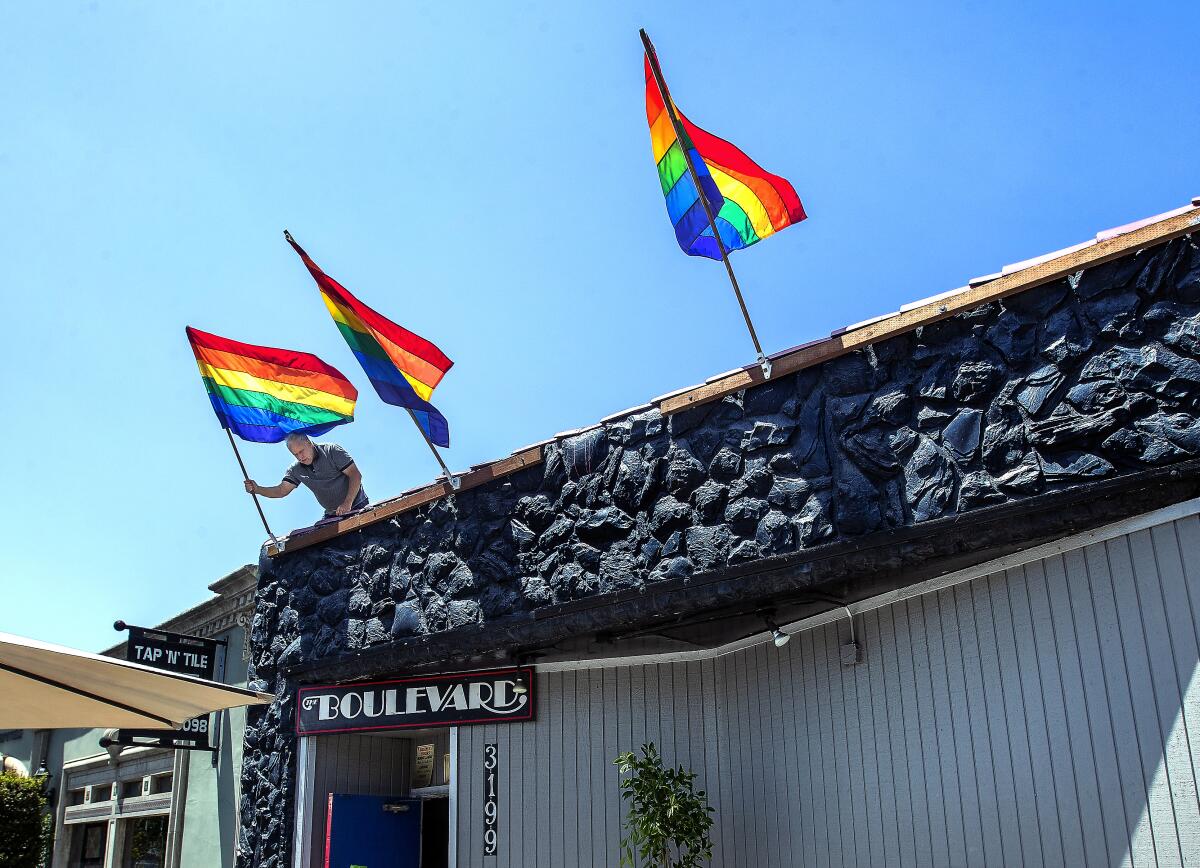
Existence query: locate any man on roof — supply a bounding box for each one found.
[244,432,368,518]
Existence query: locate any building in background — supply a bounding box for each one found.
[4,565,256,868]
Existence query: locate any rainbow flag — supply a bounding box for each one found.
[285,234,454,448]
[644,54,806,259]
[186,326,358,443]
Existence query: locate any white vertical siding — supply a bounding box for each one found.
[454,513,1200,867]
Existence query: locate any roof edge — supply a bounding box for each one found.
[267,200,1200,557]
[659,202,1200,414]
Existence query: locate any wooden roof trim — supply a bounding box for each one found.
[267,446,543,557]
[658,205,1200,415]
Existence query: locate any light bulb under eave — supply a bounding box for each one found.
[511,677,528,696]
[772,628,790,648]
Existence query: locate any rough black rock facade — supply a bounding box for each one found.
[237,234,1200,866]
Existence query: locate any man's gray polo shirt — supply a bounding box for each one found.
[283,443,367,514]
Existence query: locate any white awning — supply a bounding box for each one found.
[0,631,273,729]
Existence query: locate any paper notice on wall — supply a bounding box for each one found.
[414,742,435,788]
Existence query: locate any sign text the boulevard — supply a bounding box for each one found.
[296,668,535,735]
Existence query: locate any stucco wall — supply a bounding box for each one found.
[180,626,250,868]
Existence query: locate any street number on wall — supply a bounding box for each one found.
[483,743,499,856]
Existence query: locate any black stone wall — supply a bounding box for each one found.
[237,234,1200,866]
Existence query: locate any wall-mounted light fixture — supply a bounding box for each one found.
[763,616,790,648]
[510,651,531,695]
[512,671,529,696]
[34,760,55,808]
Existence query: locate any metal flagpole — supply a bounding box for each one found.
[640,28,773,379]
[223,428,281,545]
[405,409,460,489]
[282,228,459,490]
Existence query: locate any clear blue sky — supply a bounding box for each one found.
[2,1,1197,651]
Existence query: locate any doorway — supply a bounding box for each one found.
[419,798,449,868]
[72,822,107,868]
[298,728,452,868]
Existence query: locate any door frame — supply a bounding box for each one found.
[292,737,316,868]
[292,729,458,868]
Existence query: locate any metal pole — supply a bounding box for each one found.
[640,28,772,378]
[210,642,226,768]
[405,409,460,489]
[223,428,281,545]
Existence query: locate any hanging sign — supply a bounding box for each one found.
[296,667,534,736]
[124,625,218,680]
[100,715,216,752]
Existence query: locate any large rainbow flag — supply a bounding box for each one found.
[285,234,454,448]
[644,54,806,259]
[186,326,358,443]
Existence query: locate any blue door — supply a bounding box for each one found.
[324,794,422,868]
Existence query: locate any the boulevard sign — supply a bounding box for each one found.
[297,668,535,736]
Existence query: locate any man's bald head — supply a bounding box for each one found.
[286,432,315,465]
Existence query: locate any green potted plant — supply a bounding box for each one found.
[613,742,714,868]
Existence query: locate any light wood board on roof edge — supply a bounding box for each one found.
[659,208,1200,416]
[265,446,543,557]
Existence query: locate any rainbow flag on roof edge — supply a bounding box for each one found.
[285,234,454,448]
[186,326,358,443]
[644,54,806,259]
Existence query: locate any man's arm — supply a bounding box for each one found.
[335,463,363,515]
[244,479,298,499]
